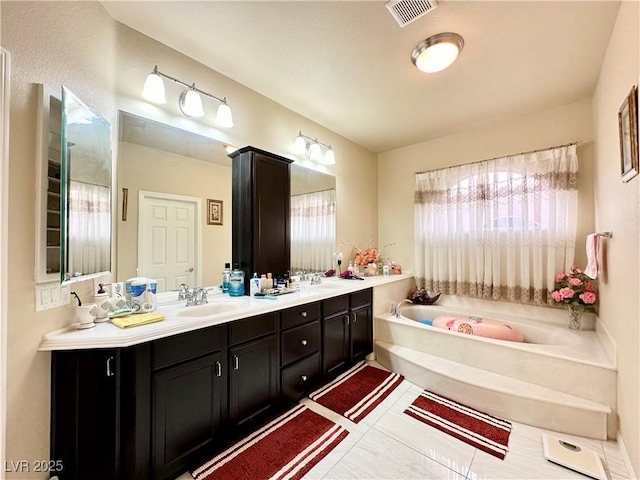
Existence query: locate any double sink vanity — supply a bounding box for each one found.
[41,274,412,480]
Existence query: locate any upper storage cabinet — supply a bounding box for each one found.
[60,86,112,283]
[35,85,63,283]
[231,146,292,292]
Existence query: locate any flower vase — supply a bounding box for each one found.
[568,304,585,330]
[366,262,378,276]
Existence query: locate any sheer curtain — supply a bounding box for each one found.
[68,181,110,275]
[414,144,579,305]
[291,189,336,273]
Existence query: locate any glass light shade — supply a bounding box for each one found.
[308,142,323,161]
[323,148,336,165]
[412,33,464,73]
[141,72,166,104]
[294,134,307,154]
[215,103,234,128]
[179,89,205,117]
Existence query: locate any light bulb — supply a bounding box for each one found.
[179,89,204,117]
[215,102,234,128]
[323,148,336,165]
[309,142,322,161]
[141,72,166,104]
[294,133,306,154]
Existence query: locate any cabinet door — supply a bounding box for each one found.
[229,335,278,428]
[152,352,225,480]
[351,303,372,363]
[323,310,350,378]
[51,349,119,480]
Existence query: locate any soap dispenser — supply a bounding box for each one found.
[93,283,111,322]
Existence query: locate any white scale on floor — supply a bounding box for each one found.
[542,435,607,480]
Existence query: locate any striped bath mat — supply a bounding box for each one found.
[404,390,512,459]
[192,404,348,480]
[309,362,404,423]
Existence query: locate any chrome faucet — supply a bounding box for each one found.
[310,273,322,285]
[173,283,190,301]
[185,287,208,306]
[393,299,413,318]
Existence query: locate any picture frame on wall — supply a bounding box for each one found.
[207,199,223,225]
[618,85,638,183]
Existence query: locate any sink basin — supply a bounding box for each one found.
[177,302,242,318]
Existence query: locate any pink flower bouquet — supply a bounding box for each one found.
[551,266,597,310]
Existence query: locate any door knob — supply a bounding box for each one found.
[187,267,194,272]
[300,375,308,382]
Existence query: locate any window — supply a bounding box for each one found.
[414,144,578,305]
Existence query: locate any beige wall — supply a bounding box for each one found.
[592,1,640,475]
[1,2,377,477]
[378,98,595,272]
[117,141,232,288]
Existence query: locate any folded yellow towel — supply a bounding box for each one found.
[111,312,165,329]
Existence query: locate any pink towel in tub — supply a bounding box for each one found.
[584,233,599,279]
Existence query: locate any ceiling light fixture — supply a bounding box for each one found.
[411,32,464,73]
[293,131,335,165]
[142,66,234,128]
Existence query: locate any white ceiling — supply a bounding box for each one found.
[103,1,621,153]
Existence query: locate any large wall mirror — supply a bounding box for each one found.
[117,111,336,293]
[60,86,112,283]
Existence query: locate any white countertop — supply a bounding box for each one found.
[39,273,413,351]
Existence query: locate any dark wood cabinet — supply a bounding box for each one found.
[231,146,293,291]
[51,349,119,480]
[229,334,279,428]
[152,352,225,480]
[322,309,350,377]
[350,303,372,363]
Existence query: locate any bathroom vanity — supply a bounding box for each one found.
[42,275,412,480]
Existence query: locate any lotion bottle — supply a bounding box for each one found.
[250,273,260,296]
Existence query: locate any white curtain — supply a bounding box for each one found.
[414,144,579,305]
[291,189,336,273]
[68,181,110,275]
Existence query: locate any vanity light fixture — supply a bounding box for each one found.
[293,131,335,165]
[411,32,464,73]
[142,66,234,127]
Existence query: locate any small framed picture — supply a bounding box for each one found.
[207,199,223,226]
[618,85,638,182]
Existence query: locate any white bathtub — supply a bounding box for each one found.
[374,304,617,439]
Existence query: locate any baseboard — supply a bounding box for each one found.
[617,433,638,479]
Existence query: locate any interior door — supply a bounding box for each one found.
[138,192,200,292]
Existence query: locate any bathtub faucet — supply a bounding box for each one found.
[393,299,413,318]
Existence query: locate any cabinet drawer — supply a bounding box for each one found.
[230,312,278,345]
[350,289,372,308]
[281,321,320,366]
[153,325,226,370]
[322,295,349,317]
[281,353,322,402]
[281,302,320,330]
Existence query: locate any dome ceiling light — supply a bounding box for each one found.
[411,32,464,73]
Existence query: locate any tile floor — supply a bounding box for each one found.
[179,372,632,480]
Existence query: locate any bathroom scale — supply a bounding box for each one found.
[542,434,607,480]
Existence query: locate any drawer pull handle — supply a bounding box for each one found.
[233,355,239,370]
[345,314,350,325]
[353,312,357,323]
[301,339,308,346]
[301,375,308,382]
[301,311,308,317]
[216,361,222,377]
[106,356,115,377]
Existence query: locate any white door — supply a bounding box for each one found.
[138,191,202,293]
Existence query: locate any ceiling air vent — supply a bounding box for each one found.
[385,0,438,28]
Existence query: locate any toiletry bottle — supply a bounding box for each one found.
[348,261,354,273]
[222,262,231,293]
[267,272,273,289]
[260,274,268,291]
[228,263,245,297]
[250,272,260,296]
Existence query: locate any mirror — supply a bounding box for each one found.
[117,111,336,292]
[60,86,112,283]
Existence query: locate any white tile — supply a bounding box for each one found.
[602,440,633,480]
[323,428,466,479]
[467,431,587,479]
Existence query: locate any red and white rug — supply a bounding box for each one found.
[308,362,404,423]
[404,390,512,460]
[191,404,348,480]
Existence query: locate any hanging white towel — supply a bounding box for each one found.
[584,233,599,279]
